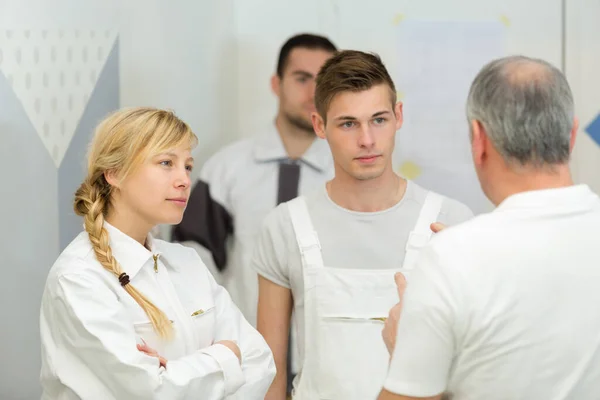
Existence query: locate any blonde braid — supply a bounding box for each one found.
[74,176,173,339]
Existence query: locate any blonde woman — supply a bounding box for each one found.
[39,108,276,399]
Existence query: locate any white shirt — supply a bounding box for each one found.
[173,126,333,326]
[40,223,275,400]
[252,181,474,391]
[384,184,600,399]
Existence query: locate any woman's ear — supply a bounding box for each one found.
[104,170,120,188]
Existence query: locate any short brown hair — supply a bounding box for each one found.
[315,50,396,123]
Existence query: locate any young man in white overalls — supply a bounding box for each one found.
[253,50,474,400]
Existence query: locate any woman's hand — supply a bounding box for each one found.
[137,339,168,369]
[215,340,242,364]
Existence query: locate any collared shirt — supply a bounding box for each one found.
[384,184,600,399]
[172,125,333,326]
[40,222,275,400]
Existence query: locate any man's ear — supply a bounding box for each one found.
[271,74,281,98]
[312,112,326,139]
[394,101,404,130]
[470,119,487,168]
[569,117,579,153]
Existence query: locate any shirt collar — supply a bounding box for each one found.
[252,123,332,172]
[102,222,177,279]
[495,184,596,212]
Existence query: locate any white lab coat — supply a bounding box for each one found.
[40,222,275,399]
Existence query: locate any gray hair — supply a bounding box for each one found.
[466,55,574,166]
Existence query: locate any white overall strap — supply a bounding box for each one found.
[287,197,323,399]
[403,191,444,270]
[287,196,324,271]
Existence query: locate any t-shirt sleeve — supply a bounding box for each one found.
[438,197,475,227]
[251,204,292,289]
[383,244,459,397]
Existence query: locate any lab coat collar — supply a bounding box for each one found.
[102,222,178,279]
[252,123,332,172]
[495,184,594,211]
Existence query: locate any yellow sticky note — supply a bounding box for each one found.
[398,161,422,180]
[499,15,510,27]
[392,14,405,26]
[396,90,404,100]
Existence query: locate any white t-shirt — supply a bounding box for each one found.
[384,184,600,400]
[252,180,474,382]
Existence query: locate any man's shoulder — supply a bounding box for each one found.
[427,211,499,262]
[439,194,475,223]
[262,199,296,232]
[407,181,475,224]
[258,193,328,244]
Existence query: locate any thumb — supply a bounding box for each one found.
[394,272,407,299]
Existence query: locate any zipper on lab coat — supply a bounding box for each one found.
[153,254,159,273]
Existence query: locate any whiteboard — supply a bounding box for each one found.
[393,20,505,214]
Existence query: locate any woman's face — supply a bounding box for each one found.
[108,143,194,231]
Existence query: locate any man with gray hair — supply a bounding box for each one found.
[378,55,600,400]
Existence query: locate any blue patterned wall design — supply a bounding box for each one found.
[58,38,120,250]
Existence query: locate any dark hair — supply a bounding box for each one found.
[276,33,337,77]
[315,50,396,123]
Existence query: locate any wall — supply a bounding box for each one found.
[0,1,236,398]
[566,0,600,193]
[119,0,238,166]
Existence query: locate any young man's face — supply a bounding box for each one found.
[313,84,403,181]
[272,47,334,133]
